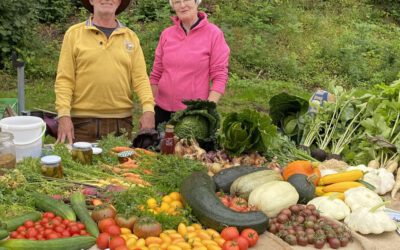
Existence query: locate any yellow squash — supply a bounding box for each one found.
[318,170,363,186]
[322,181,364,193]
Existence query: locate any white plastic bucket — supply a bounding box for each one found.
[0,116,46,161]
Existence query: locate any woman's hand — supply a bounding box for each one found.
[56,116,74,145]
[208,90,222,103]
[140,111,155,130]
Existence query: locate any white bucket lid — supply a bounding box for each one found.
[92,147,103,155]
[0,116,44,131]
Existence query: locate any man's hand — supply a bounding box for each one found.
[56,116,74,145]
[139,111,155,130]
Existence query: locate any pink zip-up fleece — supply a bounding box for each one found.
[150,12,230,112]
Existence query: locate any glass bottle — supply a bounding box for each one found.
[0,132,16,174]
[71,142,93,165]
[161,125,176,155]
[40,155,63,178]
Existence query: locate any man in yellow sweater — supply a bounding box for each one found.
[55,0,155,144]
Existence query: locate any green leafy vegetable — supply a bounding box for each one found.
[219,109,278,155]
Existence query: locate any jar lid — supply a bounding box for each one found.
[41,155,61,165]
[72,142,92,149]
[92,147,103,155]
[166,124,174,129]
[117,150,135,158]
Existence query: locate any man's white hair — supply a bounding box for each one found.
[169,0,202,7]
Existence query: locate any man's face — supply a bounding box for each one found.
[90,0,121,15]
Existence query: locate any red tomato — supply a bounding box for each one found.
[222,240,240,250]
[240,228,259,247]
[221,227,240,241]
[23,220,34,228]
[61,230,71,238]
[15,234,25,239]
[106,225,121,237]
[236,236,249,250]
[17,226,26,233]
[98,218,116,233]
[96,233,110,250]
[54,226,65,233]
[62,219,70,225]
[10,231,19,238]
[109,236,126,250]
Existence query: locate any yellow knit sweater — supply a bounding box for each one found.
[55,18,154,118]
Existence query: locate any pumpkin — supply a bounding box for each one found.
[287,174,315,204]
[282,160,321,186]
[230,170,282,199]
[248,181,299,217]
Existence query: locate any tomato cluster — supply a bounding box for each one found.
[9,212,89,240]
[269,204,352,249]
[216,192,257,212]
[96,218,127,250]
[220,227,259,250]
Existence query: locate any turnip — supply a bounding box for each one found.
[367,160,380,169]
[311,148,327,162]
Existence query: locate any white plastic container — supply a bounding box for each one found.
[0,116,46,161]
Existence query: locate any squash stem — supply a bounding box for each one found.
[369,201,390,213]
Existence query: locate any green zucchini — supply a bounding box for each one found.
[213,166,268,193]
[0,230,9,241]
[70,192,99,237]
[181,171,269,234]
[0,212,41,232]
[0,236,96,250]
[31,193,76,221]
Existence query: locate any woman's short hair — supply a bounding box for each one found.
[169,0,202,7]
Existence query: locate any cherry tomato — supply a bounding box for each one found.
[23,220,34,228]
[69,225,80,234]
[26,228,38,238]
[76,222,85,230]
[109,236,125,250]
[46,232,60,240]
[96,233,111,250]
[222,240,240,250]
[61,230,71,238]
[43,212,55,219]
[114,246,129,250]
[10,231,19,238]
[17,226,26,233]
[240,228,259,247]
[221,227,240,241]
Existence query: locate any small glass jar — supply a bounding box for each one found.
[71,142,93,165]
[40,155,63,178]
[161,125,175,155]
[0,132,16,174]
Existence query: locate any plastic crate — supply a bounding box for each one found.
[0,98,18,119]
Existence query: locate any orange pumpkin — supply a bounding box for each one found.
[282,160,321,186]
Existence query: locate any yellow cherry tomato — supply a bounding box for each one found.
[167,245,182,250]
[169,201,183,209]
[162,195,173,204]
[168,192,181,201]
[205,229,219,238]
[176,242,191,249]
[177,223,187,236]
[186,226,195,233]
[147,198,158,209]
[163,229,177,234]
[121,228,132,235]
[160,202,170,212]
[159,233,172,243]
[126,237,137,249]
[192,224,202,230]
[146,237,163,246]
[136,238,146,247]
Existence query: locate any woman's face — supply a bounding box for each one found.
[172,0,198,22]
[90,0,121,16]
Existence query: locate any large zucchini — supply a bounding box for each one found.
[0,230,9,241]
[0,212,41,232]
[31,193,76,221]
[213,166,268,193]
[181,171,269,234]
[70,192,99,237]
[0,236,96,250]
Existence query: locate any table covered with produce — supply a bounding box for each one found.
[0,83,399,250]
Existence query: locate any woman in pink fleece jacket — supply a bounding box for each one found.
[150,0,230,127]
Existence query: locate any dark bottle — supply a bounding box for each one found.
[161,125,175,155]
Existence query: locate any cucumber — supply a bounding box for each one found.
[0,212,41,232]
[181,171,269,234]
[213,166,268,193]
[0,230,9,241]
[31,193,76,221]
[70,192,99,237]
[0,236,96,250]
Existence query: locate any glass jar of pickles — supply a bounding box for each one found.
[71,142,93,165]
[0,132,16,175]
[40,155,63,178]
